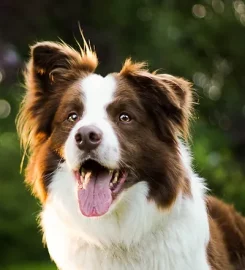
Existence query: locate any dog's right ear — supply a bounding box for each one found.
[18,41,98,153]
[27,41,98,93]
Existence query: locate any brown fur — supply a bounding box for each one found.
[120,58,193,139]
[207,196,245,269]
[17,42,97,201]
[112,73,192,209]
[17,41,245,269]
[17,41,97,151]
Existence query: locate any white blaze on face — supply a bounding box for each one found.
[64,74,120,170]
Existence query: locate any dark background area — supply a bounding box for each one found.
[0,0,244,269]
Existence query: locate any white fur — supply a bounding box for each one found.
[42,74,210,269]
[65,74,120,171]
[41,140,211,270]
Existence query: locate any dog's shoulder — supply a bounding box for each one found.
[207,195,245,269]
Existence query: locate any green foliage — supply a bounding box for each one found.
[0,0,244,267]
[4,263,55,270]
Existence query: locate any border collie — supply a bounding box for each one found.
[17,40,245,270]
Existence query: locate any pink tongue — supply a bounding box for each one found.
[77,170,112,217]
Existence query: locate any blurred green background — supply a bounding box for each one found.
[0,0,245,269]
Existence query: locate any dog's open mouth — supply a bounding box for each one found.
[74,159,127,217]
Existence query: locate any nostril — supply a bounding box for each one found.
[75,133,83,144]
[89,131,101,143]
[75,126,102,151]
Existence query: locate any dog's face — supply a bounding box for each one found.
[18,42,192,217]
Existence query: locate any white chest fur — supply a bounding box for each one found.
[41,163,210,270]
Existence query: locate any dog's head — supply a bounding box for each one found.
[17,41,193,217]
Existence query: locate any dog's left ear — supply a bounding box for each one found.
[120,60,193,141]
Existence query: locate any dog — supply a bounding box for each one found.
[17,40,245,270]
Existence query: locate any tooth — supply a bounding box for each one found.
[81,168,85,178]
[83,172,92,189]
[85,172,91,183]
[112,171,119,184]
[109,183,113,188]
[109,170,113,175]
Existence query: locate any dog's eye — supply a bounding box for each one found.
[119,113,131,122]
[67,112,78,122]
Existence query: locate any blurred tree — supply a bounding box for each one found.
[0,0,244,266]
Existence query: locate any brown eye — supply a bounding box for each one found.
[67,112,78,122]
[119,113,131,122]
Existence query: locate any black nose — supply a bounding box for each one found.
[75,125,102,151]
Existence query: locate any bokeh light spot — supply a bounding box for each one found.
[209,85,221,101]
[212,0,224,14]
[192,4,206,18]
[0,99,11,119]
[208,152,221,167]
[193,72,209,89]
[3,48,20,66]
[233,0,245,14]
[240,14,245,26]
[0,71,3,83]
